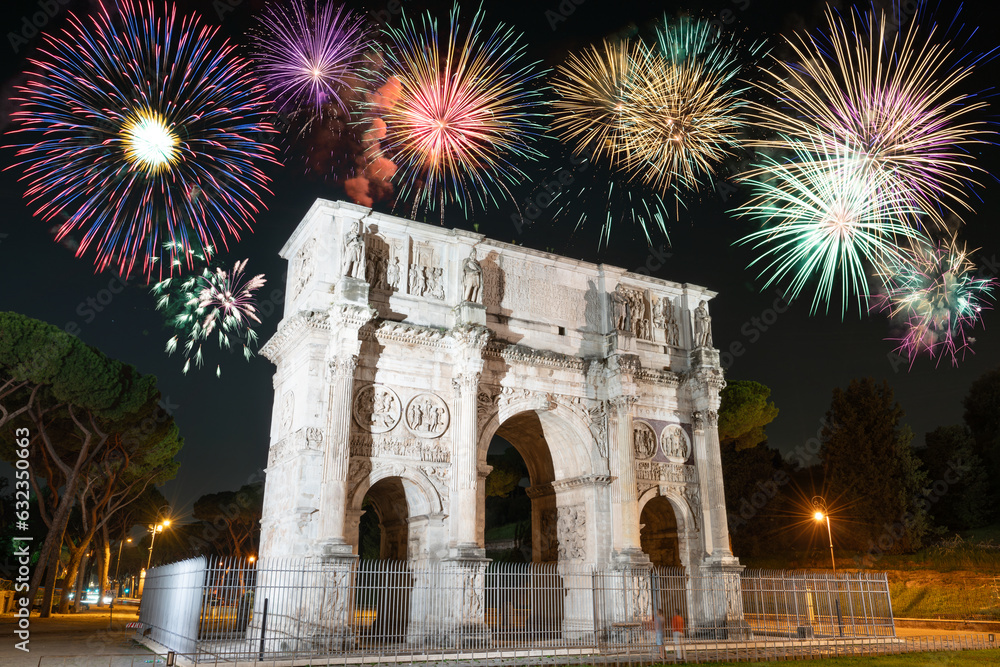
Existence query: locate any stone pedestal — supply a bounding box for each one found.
[407,557,491,649]
[335,276,369,305]
[251,551,358,654]
[453,301,487,326]
[692,559,748,640]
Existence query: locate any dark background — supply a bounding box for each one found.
[2,0,999,515]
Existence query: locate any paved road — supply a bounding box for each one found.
[0,607,152,667]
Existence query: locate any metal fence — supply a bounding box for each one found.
[56,634,999,667]
[137,558,896,663]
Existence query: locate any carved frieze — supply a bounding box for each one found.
[405,393,449,438]
[268,427,324,467]
[352,384,401,433]
[635,460,698,484]
[613,285,653,340]
[349,434,450,463]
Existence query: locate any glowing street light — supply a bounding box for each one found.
[146,520,171,572]
[811,497,835,574]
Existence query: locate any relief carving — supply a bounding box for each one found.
[652,295,680,346]
[350,434,450,462]
[635,460,698,484]
[279,391,294,436]
[405,393,450,438]
[408,241,443,299]
[660,424,690,461]
[352,385,401,433]
[292,240,316,299]
[556,505,586,561]
[633,421,657,460]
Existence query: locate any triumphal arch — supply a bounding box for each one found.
[258,199,742,642]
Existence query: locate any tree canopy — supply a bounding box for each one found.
[820,378,929,554]
[718,380,779,450]
[0,312,181,615]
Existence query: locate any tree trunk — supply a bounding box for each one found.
[73,549,91,612]
[38,543,62,618]
[28,411,104,614]
[96,527,111,607]
[58,536,92,614]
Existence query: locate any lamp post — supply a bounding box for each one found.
[114,537,132,599]
[146,520,171,572]
[811,496,835,573]
[812,496,843,637]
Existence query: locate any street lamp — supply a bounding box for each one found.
[811,496,835,573]
[114,537,133,598]
[812,496,843,636]
[146,520,171,571]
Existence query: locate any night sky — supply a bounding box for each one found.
[2,0,1000,517]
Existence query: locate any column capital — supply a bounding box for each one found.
[608,394,639,414]
[691,409,718,431]
[325,354,359,381]
[452,371,482,394]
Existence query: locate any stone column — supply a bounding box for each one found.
[317,353,358,554]
[447,324,490,556]
[692,409,733,560]
[608,395,642,556]
[450,369,482,553]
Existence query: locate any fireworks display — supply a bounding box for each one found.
[628,17,762,197]
[11,0,277,280]
[551,16,761,240]
[749,5,994,228]
[152,249,267,377]
[875,237,995,367]
[371,4,547,220]
[251,0,371,121]
[551,39,659,171]
[735,141,924,317]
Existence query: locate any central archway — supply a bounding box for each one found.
[478,403,601,564]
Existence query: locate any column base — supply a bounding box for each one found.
[314,538,358,562]
[447,542,488,561]
[611,547,651,568]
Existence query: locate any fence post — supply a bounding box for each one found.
[258,597,268,661]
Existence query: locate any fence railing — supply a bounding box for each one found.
[138,558,896,662]
[63,634,999,667]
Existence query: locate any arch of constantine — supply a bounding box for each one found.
[258,199,743,643]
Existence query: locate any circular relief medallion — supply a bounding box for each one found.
[353,385,401,434]
[405,393,450,438]
[632,421,657,460]
[660,424,690,462]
